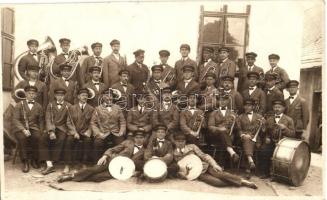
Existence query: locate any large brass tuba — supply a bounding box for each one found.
[13,36,57,82]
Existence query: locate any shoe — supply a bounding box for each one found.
[42,166,55,175]
[249,161,256,170]
[259,174,270,179]
[232,153,240,163]
[31,160,40,169]
[22,161,30,173]
[57,174,73,183]
[242,180,258,189]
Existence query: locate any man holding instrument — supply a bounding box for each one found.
[173,133,257,189]
[12,85,44,173]
[56,130,145,183]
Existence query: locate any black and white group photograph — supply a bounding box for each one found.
[0,0,324,200]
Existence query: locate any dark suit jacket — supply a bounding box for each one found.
[49,78,79,105]
[12,100,44,134]
[208,109,236,133]
[285,96,309,131]
[241,87,266,115]
[18,52,40,80]
[152,103,179,131]
[127,62,149,93]
[175,58,198,83]
[46,101,71,133]
[79,55,103,86]
[238,64,265,91]
[66,103,94,136]
[265,66,290,90]
[265,87,284,113]
[265,114,295,142]
[83,81,107,108]
[111,82,136,110]
[103,140,145,163]
[102,53,127,87]
[218,58,237,86]
[13,80,48,109]
[127,106,153,132]
[224,90,244,114]
[180,109,204,134]
[144,138,173,164]
[176,79,200,95]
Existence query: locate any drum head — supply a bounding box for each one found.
[108,156,135,181]
[177,154,203,180]
[290,141,311,186]
[144,158,167,180]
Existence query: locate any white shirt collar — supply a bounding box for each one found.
[182,57,189,61]
[222,58,228,63]
[268,86,276,91]
[184,78,192,83]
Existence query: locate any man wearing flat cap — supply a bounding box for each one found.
[238,52,265,92]
[217,47,237,85]
[265,53,290,91]
[176,65,200,95]
[127,49,150,93]
[198,72,219,111]
[159,50,176,88]
[79,42,103,86]
[264,73,284,114]
[198,47,219,87]
[83,66,107,107]
[285,80,309,139]
[221,75,244,114]
[18,39,40,80]
[146,65,168,102]
[52,38,72,78]
[102,39,127,88]
[175,44,198,84]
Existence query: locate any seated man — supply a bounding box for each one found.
[173,133,257,189]
[220,75,243,114]
[57,130,146,183]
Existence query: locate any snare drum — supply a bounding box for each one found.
[108,156,135,181]
[143,158,167,182]
[272,137,311,186]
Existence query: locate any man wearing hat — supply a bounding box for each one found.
[258,99,295,178]
[18,39,40,80]
[159,50,176,88]
[176,65,200,95]
[65,88,94,173]
[56,130,146,183]
[83,66,107,107]
[13,64,48,110]
[217,47,237,84]
[79,42,103,86]
[52,38,72,78]
[102,39,127,87]
[91,88,126,161]
[198,72,218,111]
[198,47,219,87]
[39,87,71,175]
[179,92,205,146]
[285,80,309,139]
[238,52,265,92]
[221,75,243,114]
[153,87,179,141]
[146,65,168,102]
[264,73,284,114]
[241,71,266,115]
[173,133,257,189]
[12,85,44,173]
[112,69,135,116]
[49,63,79,105]
[126,49,150,93]
[265,54,290,91]
[236,99,266,177]
[175,44,198,84]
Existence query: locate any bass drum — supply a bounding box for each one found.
[143,157,167,183]
[108,156,135,181]
[177,154,203,180]
[272,137,311,186]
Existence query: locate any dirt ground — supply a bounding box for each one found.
[1,153,323,200]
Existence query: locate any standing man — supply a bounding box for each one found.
[285,80,309,139]
[217,47,237,86]
[18,39,40,80]
[198,47,219,87]
[79,42,103,86]
[127,49,149,93]
[265,54,290,91]
[12,86,44,173]
[264,73,284,114]
[52,38,71,78]
[159,50,176,89]
[175,44,198,84]
[103,39,127,87]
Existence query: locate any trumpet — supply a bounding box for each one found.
[251,118,264,143]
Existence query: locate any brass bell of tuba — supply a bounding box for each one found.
[14,88,26,100]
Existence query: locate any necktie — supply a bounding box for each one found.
[32,53,37,56]
[57,103,63,106]
[122,83,127,87]
[139,107,143,114]
[221,107,226,110]
[154,80,161,84]
[28,101,34,104]
[275,115,281,118]
[249,87,254,90]
[289,96,294,99]
[247,112,253,115]
[94,82,100,85]
[81,104,85,112]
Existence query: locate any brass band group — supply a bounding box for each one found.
[8,37,310,188]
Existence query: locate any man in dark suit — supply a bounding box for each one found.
[238,52,265,91]
[176,65,200,95]
[52,38,71,78]
[217,47,237,86]
[198,47,219,87]
[241,72,266,115]
[83,66,107,107]
[175,44,198,83]
[56,130,146,183]
[49,64,79,104]
[39,88,71,175]
[198,72,218,111]
[285,80,309,139]
[146,65,168,102]
[265,54,290,91]
[79,42,103,86]
[159,50,176,89]
[18,39,40,80]
[264,73,284,114]
[65,88,94,173]
[91,88,126,161]
[103,39,127,87]
[127,49,149,93]
[12,85,44,173]
[221,75,243,114]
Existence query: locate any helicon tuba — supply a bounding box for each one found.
[14,88,26,100]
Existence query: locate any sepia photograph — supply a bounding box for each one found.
[0,0,324,199]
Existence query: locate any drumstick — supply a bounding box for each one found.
[120,166,124,175]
